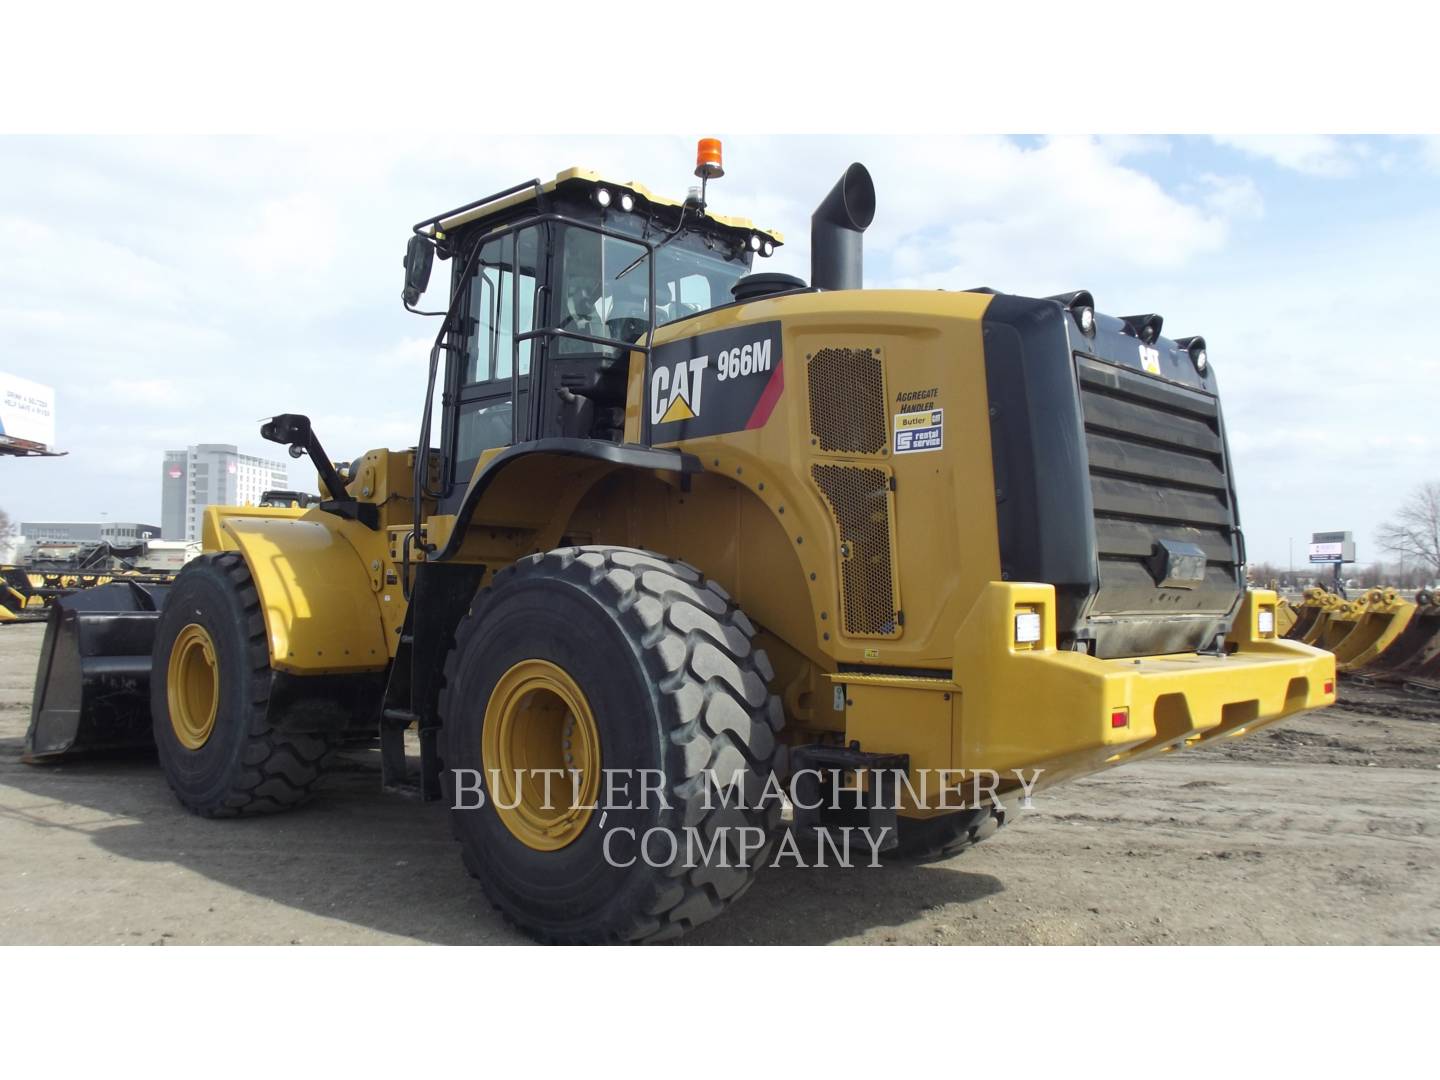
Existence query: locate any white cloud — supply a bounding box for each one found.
[1212,134,1370,177]
[1195,173,1264,220]
[1418,136,1440,173]
[856,136,1254,296]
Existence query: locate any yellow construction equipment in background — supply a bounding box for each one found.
[1282,586,1440,690]
[1340,591,1440,691]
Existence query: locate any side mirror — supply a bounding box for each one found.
[402,235,435,306]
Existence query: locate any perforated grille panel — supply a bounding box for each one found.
[812,464,900,637]
[807,348,886,454]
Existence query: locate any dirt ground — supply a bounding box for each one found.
[2,620,1436,945]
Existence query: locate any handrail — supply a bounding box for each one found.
[406,208,661,589]
[412,179,545,239]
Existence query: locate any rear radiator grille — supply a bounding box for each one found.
[811,464,901,637]
[807,347,886,454]
[1076,355,1239,612]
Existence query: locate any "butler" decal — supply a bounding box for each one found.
[648,321,784,443]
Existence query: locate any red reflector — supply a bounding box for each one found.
[1111,710,1129,728]
[1324,680,1335,695]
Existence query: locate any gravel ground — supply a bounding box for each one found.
[2,621,1436,945]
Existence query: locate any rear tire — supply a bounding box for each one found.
[439,546,785,944]
[888,807,1005,863]
[150,552,332,817]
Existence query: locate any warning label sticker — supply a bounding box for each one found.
[894,408,943,454]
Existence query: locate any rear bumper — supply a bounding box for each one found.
[838,585,1335,811]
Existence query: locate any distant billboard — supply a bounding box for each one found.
[1308,530,1356,564]
[0,372,56,454]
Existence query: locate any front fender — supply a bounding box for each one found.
[212,514,389,675]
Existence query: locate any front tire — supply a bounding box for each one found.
[150,552,332,817]
[439,546,785,944]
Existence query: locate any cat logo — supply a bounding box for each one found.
[646,321,784,442]
[650,355,709,424]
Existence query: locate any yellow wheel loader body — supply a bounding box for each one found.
[24,154,1341,942]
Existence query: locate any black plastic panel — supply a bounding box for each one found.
[982,294,1244,659]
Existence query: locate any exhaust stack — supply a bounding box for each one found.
[811,163,876,291]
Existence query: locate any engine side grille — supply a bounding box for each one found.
[807,347,886,454]
[1077,355,1240,621]
[811,464,901,637]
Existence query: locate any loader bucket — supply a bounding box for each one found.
[23,581,169,763]
[1349,599,1440,684]
[1274,598,1300,639]
[1316,599,1366,651]
[1295,588,1343,644]
[1334,597,1417,673]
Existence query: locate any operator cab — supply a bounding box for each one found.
[404,156,783,513]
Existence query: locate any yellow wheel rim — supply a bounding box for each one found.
[168,623,219,750]
[482,659,602,851]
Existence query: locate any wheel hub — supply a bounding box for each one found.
[483,659,602,851]
[168,623,219,750]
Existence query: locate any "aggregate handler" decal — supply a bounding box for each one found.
[894,407,943,453]
[648,321,784,442]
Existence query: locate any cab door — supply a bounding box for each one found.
[441,227,542,513]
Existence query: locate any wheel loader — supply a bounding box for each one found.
[26,141,1336,943]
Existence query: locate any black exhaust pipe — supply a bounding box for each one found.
[811,163,876,291]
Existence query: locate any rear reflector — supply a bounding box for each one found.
[1111,709,1129,728]
[1324,680,1335,695]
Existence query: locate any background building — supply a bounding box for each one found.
[160,444,288,540]
[20,520,161,544]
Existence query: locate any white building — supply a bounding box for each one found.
[161,444,288,541]
[21,520,160,544]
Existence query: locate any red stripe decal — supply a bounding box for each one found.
[745,363,785,430]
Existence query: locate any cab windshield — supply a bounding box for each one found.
[553,222,750,354]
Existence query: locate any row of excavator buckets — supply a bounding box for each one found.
[1,566,176,624]
[1278,585,1440,695]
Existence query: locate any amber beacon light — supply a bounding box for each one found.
[695,138,724,179]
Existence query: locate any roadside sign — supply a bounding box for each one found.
[0,372,57,454]
[1308,530,1355,564]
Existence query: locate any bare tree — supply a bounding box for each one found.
[1377,481,1440,579]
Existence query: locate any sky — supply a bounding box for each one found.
[1,134,1436,569]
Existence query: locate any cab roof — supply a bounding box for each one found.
[420,166,784,245]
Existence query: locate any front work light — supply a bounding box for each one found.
[1176,335,1208,374]
[619,192,635,212]
[1015,610,1042,645]
[594,187,612,209]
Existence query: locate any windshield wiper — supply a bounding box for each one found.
[615,202,693,281]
